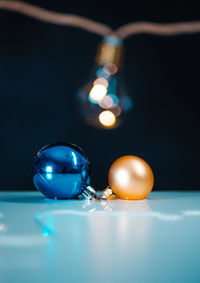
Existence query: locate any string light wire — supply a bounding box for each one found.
[1,1,200,39]
[116,21,200,39]
[0,0,112,36]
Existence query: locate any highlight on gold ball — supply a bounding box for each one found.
[100,155,154,200]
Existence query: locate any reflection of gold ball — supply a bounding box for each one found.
[108,155,154,200]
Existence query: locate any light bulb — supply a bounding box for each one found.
[77,36,133,129]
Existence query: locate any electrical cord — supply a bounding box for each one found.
[0,0,112,36]
[1,0,200,40]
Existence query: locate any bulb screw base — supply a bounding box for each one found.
[81,185,97,200]
[96,36,124,68]
[99,186,117,200]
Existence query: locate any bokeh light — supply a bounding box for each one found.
[89,84,107,102]
[98,95,114,109]
[77,60,132,129]
[103,63,118,75]
[94,77,108,88]
[112,105,122,117]
[109,94,119,106]
[99,110,116,127]
[96,68,110,79]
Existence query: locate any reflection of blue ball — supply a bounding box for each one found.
[33,143,90,199]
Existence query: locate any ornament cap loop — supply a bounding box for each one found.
[81,185,97,200]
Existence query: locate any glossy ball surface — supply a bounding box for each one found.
[108,155,154,200]
[33,143,90,199]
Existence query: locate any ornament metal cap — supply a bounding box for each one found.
[100,186,116,200]
[81,185,97,200]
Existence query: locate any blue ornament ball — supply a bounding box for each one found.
[33,143,90,199]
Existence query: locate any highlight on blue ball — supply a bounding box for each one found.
[32,143,90,199]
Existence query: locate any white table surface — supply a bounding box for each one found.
[0,191,200,283]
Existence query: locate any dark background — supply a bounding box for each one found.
[0,0,199,191]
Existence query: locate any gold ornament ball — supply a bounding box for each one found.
[108,155,154,200]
